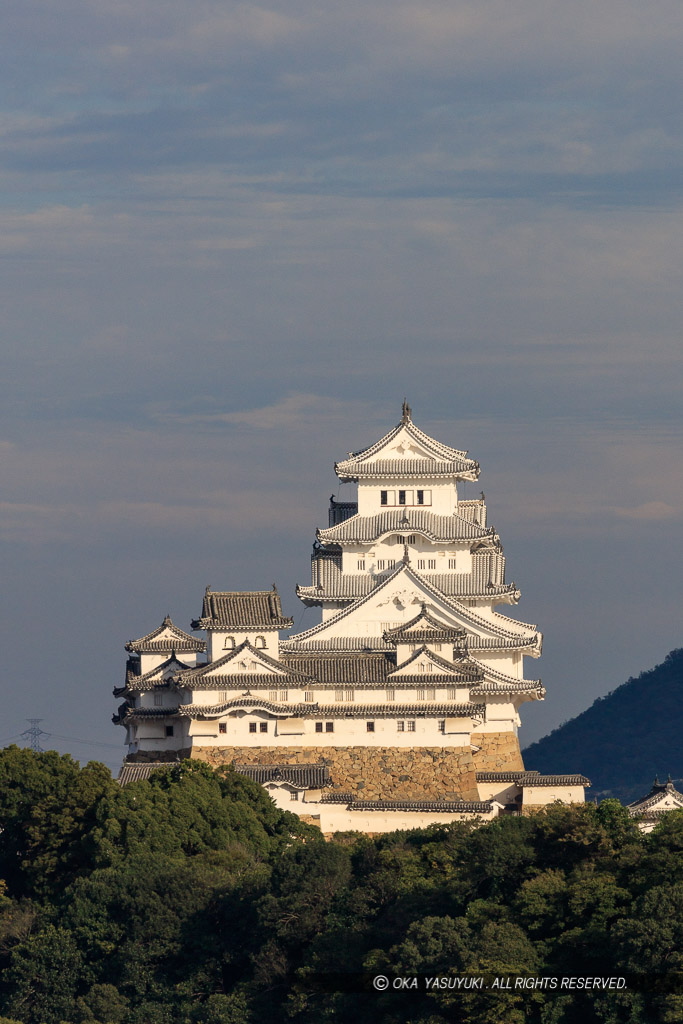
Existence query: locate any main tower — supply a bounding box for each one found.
[116,404,588,829]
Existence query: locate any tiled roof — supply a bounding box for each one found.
[192,585,293,630]
[114,654,193,697]
[298,566,515,605]
[290,563,534,649]
[627,777,683,815]
[389,645,484,682]
[124,706,179,720]
[469,659,544,696]
[178,697,485,718]
[234,764,330,788]
[279,651,392,684]
[476,771,539,782]
[317,510,493,545]
[281,637,394,652]
[334,410,479,482]
[468,636,539,651]
[126,615,206,653]
[521,774,590,787]
[118,763,170,785]
[383,605,467,643]
[174,640,313,686]
[335,459,480,479]
[341,799,494,813]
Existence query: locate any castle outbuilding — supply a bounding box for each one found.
[116,403,588,831]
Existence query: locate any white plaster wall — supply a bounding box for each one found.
[522,786,585,807]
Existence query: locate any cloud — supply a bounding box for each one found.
[611,501,681,521]
[160,393,349,429]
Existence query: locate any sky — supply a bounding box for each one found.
[2,0,683,773]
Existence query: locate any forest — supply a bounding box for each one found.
[0,747,681,1024]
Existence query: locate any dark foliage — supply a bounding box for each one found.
[0,748,681,1024]
[523,647,683,802]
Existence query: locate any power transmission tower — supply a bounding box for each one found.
[21,719,50,753]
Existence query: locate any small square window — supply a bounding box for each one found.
[219,723,227,734]
[249,722,257,733]
[386,688,395,701]
[315,722,323,733]
[377,559,385,570]
[366,721,375,732]
[219,690,228,702]
[417,559,425,569]
[428,559,436,569]
[259,722,268,733]
[268,690,278,702]
[397,721,405,732]
[165,725,174,737]
[407,721,416,732]
[279,690,288,702]
[153,693,163,707]
[290,791,299,800]
[438,720,445,733]
[380,490,388,505]
[304,691,315,702]
[448,558,457,569]
[325,722,334,733]
[417,688,426,700]
[357,559,366,570]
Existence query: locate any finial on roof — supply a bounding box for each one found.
[401,398,412,424]
[163,614,172,625]
[205,585,211,594]
[667,773,673,784]
[480,491,485,501]
[654,775,660,786]
[402,542,410,565]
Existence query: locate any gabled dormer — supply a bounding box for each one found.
[125,615,206,673]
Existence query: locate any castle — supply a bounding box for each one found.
[115,403,588,831]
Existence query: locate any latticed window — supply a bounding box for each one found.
[426,688,436,700]
[325,722,334,732]
[417,559,425,569]
[335,689,344,702]
[304,691,315,702]
[269,690,278,702]
[259,722,268,733]
[344,689,355,702]
[386,689,395,701]
[219,723,227,734]
[357,559,365,570]
[438,720,445,733]
[448,558,457,569]
[447,687,458,699]
[417,688,426,700]
[428,559,436,569]
[279,690,288,702]
[249,723,257,733]
[397,721,405,732]
[219,690,227,702]
[407,721,416,732]
[377,560,385,570]
[366,721,375,732]
[153,694,163,706]
[315,722,323,732]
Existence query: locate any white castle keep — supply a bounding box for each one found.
[116,403,588,832]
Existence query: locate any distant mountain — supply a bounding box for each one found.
[522,647,683,804]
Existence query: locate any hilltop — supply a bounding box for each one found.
[522,647,683,803]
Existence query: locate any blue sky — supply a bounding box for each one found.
[2,0,683,771]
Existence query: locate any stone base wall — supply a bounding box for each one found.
[471,731,525,772]
[189,744,479,800]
